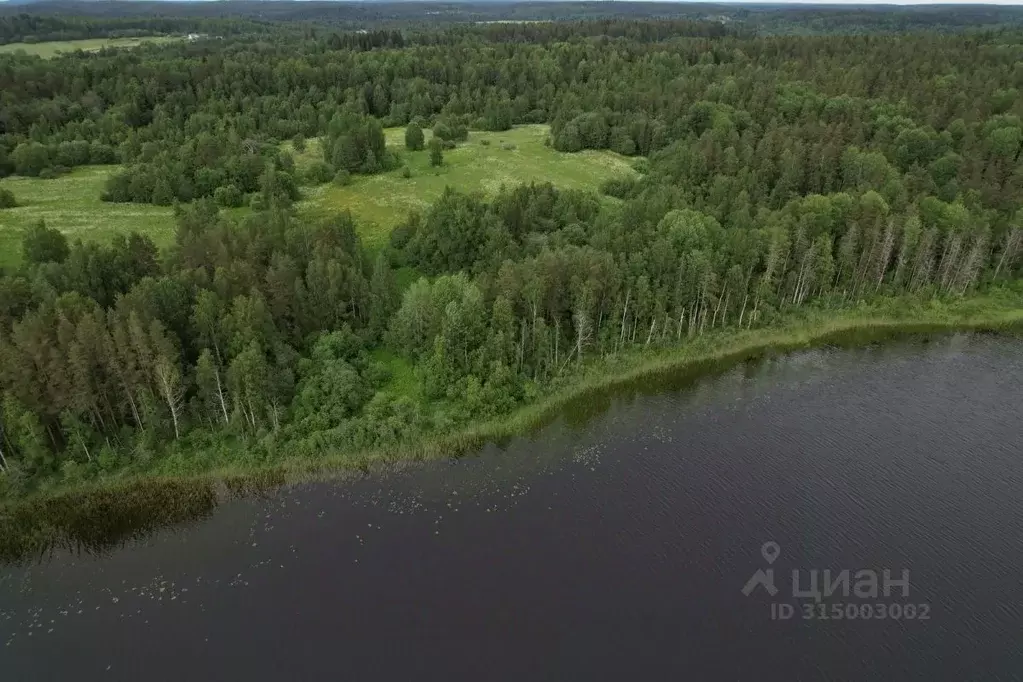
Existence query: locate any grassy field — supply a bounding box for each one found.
[0,124,635,267]
[0,167,177,268]
[286,124,638,248]
[0,36,178,58]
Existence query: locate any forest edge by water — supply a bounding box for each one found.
[2,289,1021,565]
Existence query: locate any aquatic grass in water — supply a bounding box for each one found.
[0,479,218,564]
[0,471,290,565]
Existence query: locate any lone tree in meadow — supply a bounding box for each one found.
[22,221,68,265]
[406,123,425,151]
[429,138,444,167]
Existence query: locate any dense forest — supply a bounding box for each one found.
[0,7,1021,496]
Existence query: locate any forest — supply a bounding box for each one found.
[0,6,1021,499]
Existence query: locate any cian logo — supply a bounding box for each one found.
[742,541,781,597]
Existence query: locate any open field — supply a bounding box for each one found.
[0,125,636,267]
[0,36,179,58]
[287,124,639,248]
[0,167,177,268]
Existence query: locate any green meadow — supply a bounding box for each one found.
[287,125,638,248]
[0,167,177,268]
[0,36,179,58]
[0,125,636,266]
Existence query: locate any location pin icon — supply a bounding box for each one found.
[761,541,781,564]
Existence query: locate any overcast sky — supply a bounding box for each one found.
[695,1,1023,4]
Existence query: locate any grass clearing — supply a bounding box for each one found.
[371,348,422,402]
[0,167,177,269]
[0,36,179,58]
[293,125,638,248]
[0,125,635,267]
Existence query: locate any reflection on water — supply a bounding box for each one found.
[2,334,1023,681]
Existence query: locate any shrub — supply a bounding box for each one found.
[22,221,69,264]
[600,175,639,199]
[501,143,517,151]
[333,169,352,186]
[433,121,468,142]
[401,166,412,179]
[480,139,491,146]
[304,160,335,185]
[0,187,16,209]
[429,139,444,167]
[213,183,243,208]
[405,124,425,151]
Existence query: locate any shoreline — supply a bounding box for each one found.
[2,292,1022,562]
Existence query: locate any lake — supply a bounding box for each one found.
[3,335,1023,680]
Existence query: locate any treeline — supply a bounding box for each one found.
[387,182,1020,399]
[0,13,270,45]
[0,177,1019,493]
[2,21,1021,211]
[5,3,1021,37]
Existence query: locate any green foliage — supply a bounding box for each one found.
[323,113,388,176]
[304,160,335,185]
[0,187,16,209]
[433,121,469,143]
[429,138,444,167]
[21,221,69,264]
[600,175,639,199]
[213,183,244,208]
[405,123,425,151]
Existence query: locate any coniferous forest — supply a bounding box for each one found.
[0,3,1022,501]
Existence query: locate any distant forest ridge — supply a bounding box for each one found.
[1,1,1023,44]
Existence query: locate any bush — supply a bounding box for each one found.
[600,175,639,199]
[433,121,468,143]
[0,187,16,209]
[213,183,243,208]
[333,169,352,186]
[291,133,307,153]
[276,151,295,173]
[429,139,444,167]
[480,139,491,146]
[22,221,69,264]
[501,143,517,151]
[632,158,650,174]
[304,160,335,185]
[11,141,50,176]
[401,166,412,179]
[405,124,425,151]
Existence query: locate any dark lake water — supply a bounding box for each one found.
[3,335,1023,681]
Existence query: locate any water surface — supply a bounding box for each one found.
[3,335,1023,680]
